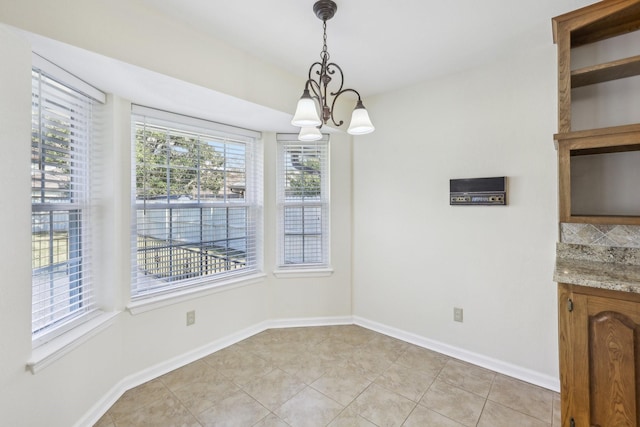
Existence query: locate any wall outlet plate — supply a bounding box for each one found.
[186,310,196,326]
[454,307,463,322]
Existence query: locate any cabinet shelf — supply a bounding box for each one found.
[555,123,640,146]
[555,124,640,225]
[571,55,640,87]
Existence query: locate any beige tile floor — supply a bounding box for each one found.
[94,325,561,427]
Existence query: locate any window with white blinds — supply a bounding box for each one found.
[276,135,330,267]
[131,107,262,298]
[31,67,101,342]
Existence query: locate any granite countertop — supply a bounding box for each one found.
[554,243,640,293]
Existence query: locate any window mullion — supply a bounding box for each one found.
[165,128,170,203]
[197,135,201,202]
[301,205,306,264]
[169,207,173,279]
[199,207,204,277]
[37,72,46,204]
[223,142,227,203]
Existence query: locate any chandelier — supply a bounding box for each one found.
[291,0,375,141]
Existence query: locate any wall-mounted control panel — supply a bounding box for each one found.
[450,176,507,206]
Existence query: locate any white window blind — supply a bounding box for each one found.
[276,135,330,267]
[131,107,262,298]
[31,68,100,343]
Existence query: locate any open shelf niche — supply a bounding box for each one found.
[553,0,640,224]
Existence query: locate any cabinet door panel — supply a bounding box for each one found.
[589,311,639,426]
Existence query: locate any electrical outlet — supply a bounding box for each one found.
[454,307,463,323]
[186,310,196,326]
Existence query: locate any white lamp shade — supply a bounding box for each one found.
[291,91,321,127]
[298,126,323,141]
[347,106,375,135]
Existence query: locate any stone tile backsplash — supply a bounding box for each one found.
[561,223,640,248]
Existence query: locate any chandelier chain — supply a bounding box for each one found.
[321,20,329,61]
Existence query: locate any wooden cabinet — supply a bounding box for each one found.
[553,4,640,425]
[559,283,640,426]
[553,0,640,225]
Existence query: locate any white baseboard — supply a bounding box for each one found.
[353,316,560,392]
[77,314,559,426]
[268,315,353,329]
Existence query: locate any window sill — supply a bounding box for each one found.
[127,272,267,315]
[273,267,334,279]
[26,311,119,375]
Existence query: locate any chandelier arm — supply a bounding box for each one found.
[308,62,323,82]
[326,62,344,96]
[305,78,324,107]
[335,87,362,100]
[306,63,324,102]
[328,87,362,127]
[303,78,326,128]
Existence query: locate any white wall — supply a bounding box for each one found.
[352,22,560,386]
[0,2,353,425]
[0,23,35,426]
[264,133,353,321]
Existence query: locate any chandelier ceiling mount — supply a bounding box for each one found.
[313,0,337,21]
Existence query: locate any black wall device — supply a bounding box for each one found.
[450,176,507,205]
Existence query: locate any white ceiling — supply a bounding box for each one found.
[138,0,599,96]
[21,0,599,133]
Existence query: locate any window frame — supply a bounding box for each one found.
[30,55,105,347]
[130,106,263,300]
[275,134,331,272]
